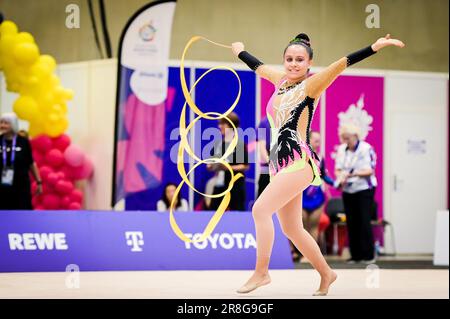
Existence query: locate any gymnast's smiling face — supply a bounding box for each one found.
[283,45,312,83]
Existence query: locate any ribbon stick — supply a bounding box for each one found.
[169,36,244,243]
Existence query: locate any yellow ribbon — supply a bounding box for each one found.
[169,36,244,243]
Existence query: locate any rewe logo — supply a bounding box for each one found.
[8,233,68,250]
[125,231,144,252]
[184,233,257,250]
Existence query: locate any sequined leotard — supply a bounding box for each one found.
[239,46,376,186]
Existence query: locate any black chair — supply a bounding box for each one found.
[325,197,397,256]
[325,197,345,223]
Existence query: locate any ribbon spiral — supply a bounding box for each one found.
[169,36,244,243]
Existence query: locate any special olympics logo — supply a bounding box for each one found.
[139,21,156,42]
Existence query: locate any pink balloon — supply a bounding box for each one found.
[42,194,60,210]
[73,158,94,180]
[69,189,83,204]
[39,165,54,182]
[68,202,81,210]
[52,134,71,152]
[31,135,52,153]
[64,145,85,167]
[81,158,94,179]
[45,149,64,168]
[55,180,74,195]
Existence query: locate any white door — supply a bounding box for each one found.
[385,75,448,254]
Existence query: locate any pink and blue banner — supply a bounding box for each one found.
[112,0,179,209]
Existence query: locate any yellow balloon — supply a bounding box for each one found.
[0,21,18,36]
[28,122,44,137]
[30,60,52,79]
[13,42,40,65]
[50,104,66,116]
[37,92,55,107]
[39,55,56,72]
[0,35,17,55]
[7,82,21,93]
[13,96,39,120]
[62,88,74,100]
[50,74,61,86]
[44,118,67,137]
[47,113,62,123]
[15,32,35,44]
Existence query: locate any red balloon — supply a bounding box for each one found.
[52,134,71,152]
[57,171,66,180]
[60,165,75,180]
[47,172,60,186]
[45,149,64,168]
[39,165,54,182]
[31,181,37,193]
[68,202,81,210]
[32,151,44,165]
[42,194,60,210]
[55,180,74,195]
[31,195,41,207]
[69,189,83,204]
[31,135,52,153]
[61,195,71,209]
[34,205,45,210]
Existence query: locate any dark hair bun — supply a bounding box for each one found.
[292,33,311,47]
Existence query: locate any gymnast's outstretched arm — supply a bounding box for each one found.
[231,42,286,85]
[307,34,405,99]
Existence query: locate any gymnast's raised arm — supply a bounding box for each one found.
[231,42,286,85]
[307,34,405,99]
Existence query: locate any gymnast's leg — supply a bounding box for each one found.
[277,192,337,295]
[237,165,317,293]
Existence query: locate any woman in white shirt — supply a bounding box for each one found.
[335,124,377,264]
[156,183,189,212]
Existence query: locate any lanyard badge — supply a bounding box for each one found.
[1,136,17,186]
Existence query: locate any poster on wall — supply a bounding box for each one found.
[325,75,384,218]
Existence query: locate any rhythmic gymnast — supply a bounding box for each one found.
[232,33,404,296]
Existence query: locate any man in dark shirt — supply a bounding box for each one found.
[207,112,249,211]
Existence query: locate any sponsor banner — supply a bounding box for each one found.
[0,211,294,272]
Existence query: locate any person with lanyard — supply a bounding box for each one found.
[334,123,378,264]
[0,113,42,210]
[207,112,249,211]
[231,33,404,296]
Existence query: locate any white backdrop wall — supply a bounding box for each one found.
[0,60,448,254]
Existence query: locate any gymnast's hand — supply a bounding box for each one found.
[231,42,245,56]
[371,34,405,52]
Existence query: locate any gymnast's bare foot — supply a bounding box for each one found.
[313,270,337,296]
[236,272,271,294]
